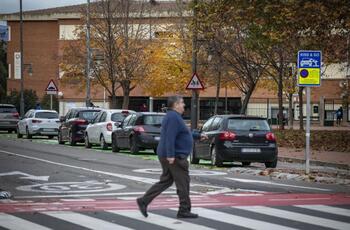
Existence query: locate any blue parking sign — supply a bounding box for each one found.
[297,50,322,86]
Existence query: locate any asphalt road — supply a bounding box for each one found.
[0,133,349,230]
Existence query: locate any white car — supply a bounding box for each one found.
[85,109,135,149]
[17,109,60,139]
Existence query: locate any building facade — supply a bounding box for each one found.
[1,1,349,124]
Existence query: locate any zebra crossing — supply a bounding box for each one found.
[0,204,349,230]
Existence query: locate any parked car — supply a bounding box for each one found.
[111,112,165,154]
[58,107,101,146]
[191,115,278,168]
[17,109,60,139]
[85,109,135,149]
[0,104,19,133]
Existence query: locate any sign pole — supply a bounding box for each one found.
[305,86,311,174]
[50,94,53,110]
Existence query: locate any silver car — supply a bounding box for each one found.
[17,109,60,139]
[0,104,19,133]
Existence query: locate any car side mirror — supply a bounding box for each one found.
[59,116,66,122]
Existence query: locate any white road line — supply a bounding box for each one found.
[0,213,52,230]
[236,206,350,230]
[190,207,297,230]
[0,149,227,195]
[16,191,176,199]
[225,177,331,191]
[295,205,350,217]
[108,210,214,230]
[43,211,132,230]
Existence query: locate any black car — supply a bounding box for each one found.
[111,112,165,154]
[192,115,278,168]
[58,107,101,146]
[0,104,19,133]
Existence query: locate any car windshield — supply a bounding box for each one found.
[79,110,100,121]
[0,106,17,113]
[142,115,164,126]
[35,112,58,119]
[111,113,129,122]
[228,119,270,131]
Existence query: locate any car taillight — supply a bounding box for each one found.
[32,119,42,123]
[219,131,236,141]
[12,112,19,118]
[134,126,145,133]
[106,123,113,131]
[266,132,276,141]
[74,119,88,125]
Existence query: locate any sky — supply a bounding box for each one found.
[0,0,87,14]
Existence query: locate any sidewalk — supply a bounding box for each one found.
[278,147,350,168]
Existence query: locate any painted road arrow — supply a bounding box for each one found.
[0,171,50,181]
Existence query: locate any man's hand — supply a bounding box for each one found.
[200,133,208,141]
[167,157,175,164]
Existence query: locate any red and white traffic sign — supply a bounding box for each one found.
[186,73,205,90]
[45,79,58,95]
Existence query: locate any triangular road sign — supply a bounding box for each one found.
[45,79,58,92]
[186,73,205,90]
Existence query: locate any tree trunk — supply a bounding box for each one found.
[240,85,255,115]
[288,93,294,129]
[121,81,131,109]
[214,70,221,115]
[111,94,117,109]
[298,87,304,130]
[277,75,284,130]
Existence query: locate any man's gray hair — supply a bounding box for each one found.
[167,95,183,108]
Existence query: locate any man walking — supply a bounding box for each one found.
[136,95,207,219]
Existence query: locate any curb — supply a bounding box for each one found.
[278,156,349,170]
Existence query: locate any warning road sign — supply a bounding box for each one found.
[45,79,58,95]
[186,73,205,90]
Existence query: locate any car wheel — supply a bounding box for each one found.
[85,134,92,148]
[242,162,251,167]
[17,128,23,138]
[26,127,32,139]
[69,132,76,146]
[190,148,200,164]
[100,135,108,150]
[211,147,223,167]
[265,159,277,168]
[58,131,65,145]
[111,134,120,153]
[130,136,139,154]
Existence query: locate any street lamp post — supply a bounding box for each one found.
[85,0,91,107]
[19,0,24,117]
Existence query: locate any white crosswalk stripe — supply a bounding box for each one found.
[295,205,350,217]
[0,213,52,230]
[0,205,349,230]
[43,211,132,230]
[190,207,298,230]
[236,206,350,230]
[108,210,215,230]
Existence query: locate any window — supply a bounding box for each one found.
[140,115,164,126]
[201,117,215,132]
[59,25,79,40]
[35,112,58,119]
[122,115,132,128]
[99,112,107,122]
[228,119,270,131]
[111,112,129,122]
[210,117,222,131]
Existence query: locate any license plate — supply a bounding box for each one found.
[43,129,55,132]
[242,148,261,153]
[154,136,160,141]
